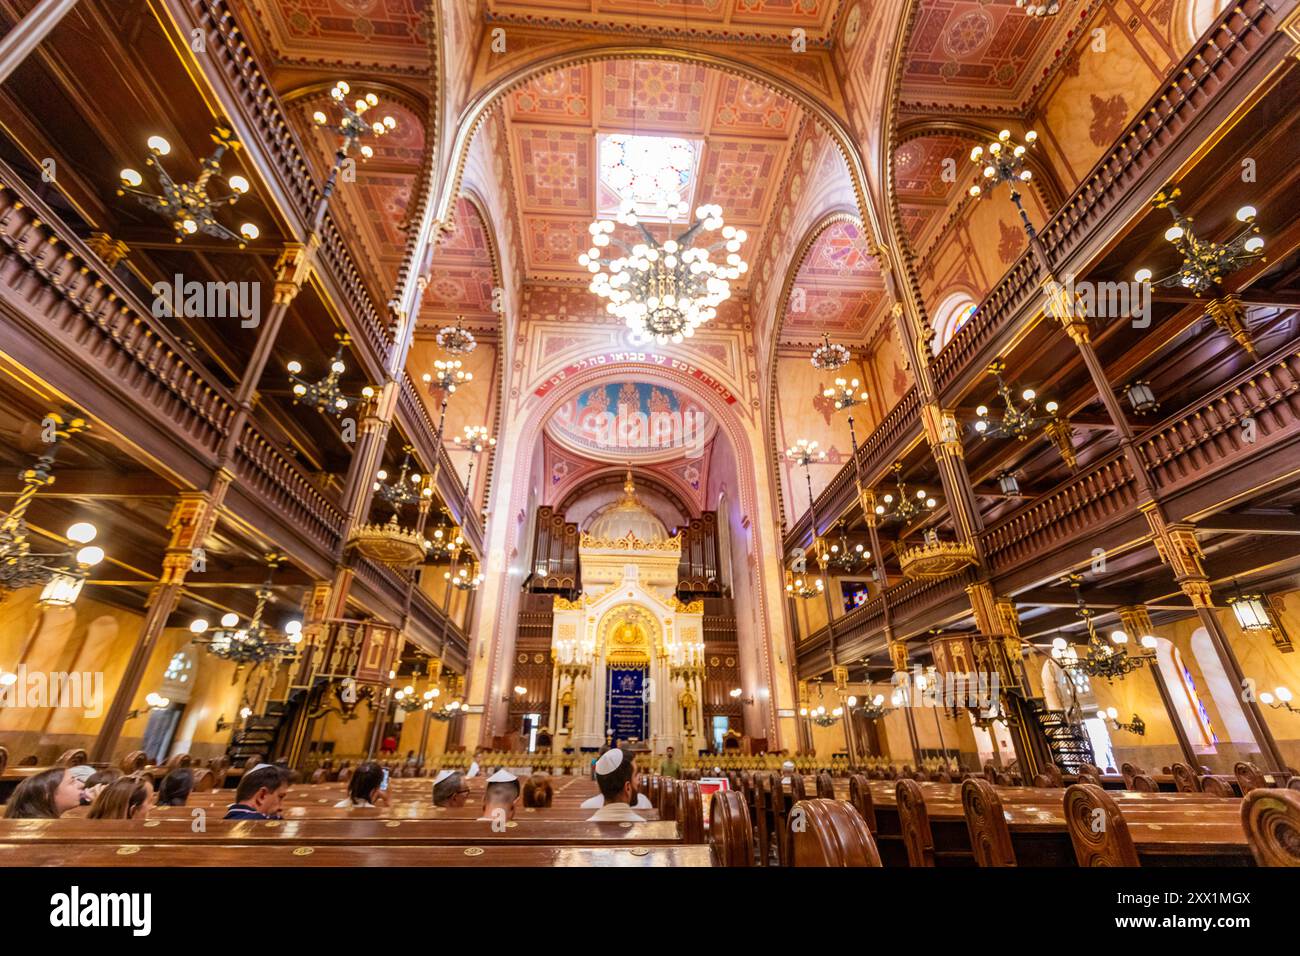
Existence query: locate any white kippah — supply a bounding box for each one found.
[781,760,795,771]
[432,770,454,785]
[594,749,624,776]
[486,769,518,784]
[250,763,274,773]
[67,765,95,783]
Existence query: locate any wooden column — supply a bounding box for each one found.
[90,492,220,763]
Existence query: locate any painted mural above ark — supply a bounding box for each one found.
[545,380,717,462]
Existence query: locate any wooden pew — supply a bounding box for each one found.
[0,817,682,848]
[0,843,714,868]
[1239,788,1300,866]
[790,799,882,867]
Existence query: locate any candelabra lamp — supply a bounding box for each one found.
[0,413,105,607]
[810,333,851,372]
[287,335,372,419]
[1051,576,1156,681]
[1104,708,1146,735]
[968,129,1040,239]
[189,557,301,669]
[118,126,259,246]
[1133,185,1264,296]
[445,559,484,592]
[668,641,706,683]
[823,376,870,450]
[822,521,869,574]
[435,316,478,356]
[851,693,893,721]
[425,511,464,559]
[1259,686,1297,714]
[312,82,396,172]
[373,446,427,514]
[869,462,938,527]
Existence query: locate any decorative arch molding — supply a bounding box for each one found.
[455,188,509,515]
[597,603,663,661]
[552,467,697,524]
[398,44,910,331]
[764,207,866,532]
[476,358,784,747]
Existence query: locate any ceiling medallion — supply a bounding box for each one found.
[580,198,748,345]
[897,533,977,580]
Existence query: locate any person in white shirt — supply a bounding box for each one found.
[476,769,520,823]
[333,761,389,808]
[587,748,645,823]
[579,788,653,810]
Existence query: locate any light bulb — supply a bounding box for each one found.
[1140,635,1157,649]
[1110,630,1128,644]
[220,612,239,628]
[66,522,96,544]
[240,223,259,241]
[1244,236,1264,253]
[228,175,250,194]
[1106,707,1118,720]
[1134,268,1152,283]
[1164,225,1184,242]
[120,168,143,188]
[189,619,209,634]
[1277,686,1293,703]
[75,546,104,566]
[1236,205,1256,222]
[147,135,171,155]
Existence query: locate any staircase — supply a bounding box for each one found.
[1033,708,1095,774]
[227,700,291,764]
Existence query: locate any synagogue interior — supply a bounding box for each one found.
[1,0,1299,880]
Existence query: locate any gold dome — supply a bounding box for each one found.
[586,471,668,544]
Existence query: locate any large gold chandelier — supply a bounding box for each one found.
[579,201,747,344]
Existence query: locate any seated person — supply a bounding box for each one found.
[522,773,553,808]
[334,761,389,808]
[477,769,520,823]
[224,765,290,820]
[88,774,156,820]
[432,770,469,808]
[580,766,652,811]
[2,767,85,819]
[82,767,123,805]
[587,748,644,823]
[158,768,194,807]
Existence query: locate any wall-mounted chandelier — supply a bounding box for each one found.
[287,334,372,419]
[580,202,747,344]
[189,558,300,668]
[435,316,477,356]
[118,126,259,246]
[869,462,937,526]
[1051,576,1156,680]
[811,333,851,372]
[1133,185,1263,295]
[0,414,105,607]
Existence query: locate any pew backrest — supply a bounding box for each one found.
[1063,784,1139,866]
[119,751,147,773]
[815,772,835,799]
[1240,788,1300,867]
[676,780,704,844]
[1171,762,1200,793]
[709,790,752,867]
[790,799,881,867]
[1234,761,1268,794]
[57,749,88,767]
[895,779,935,867]
[962,778,1016,867]
[847,774,877,831]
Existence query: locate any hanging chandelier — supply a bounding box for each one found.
[851,692,892,721]
[422,358,471,395]
[786,438,828,599]
[436,316,477,356]
[968,129,1040,239]
[445,554,483,592]
[1051,576,1156,680]
[811,333,852,372]
[972,360,1060,440]
[425,511,464,559]
[190,559,301,667]
[0,414,105,607]
[580,201,747,344]
[1016,0,1062,16]
[800,688,842,727]
[287,335,372,419]
[869,462,937,526]
[1133,185,1264,295]
[118,125,259,246]
[373,446,429,513]
[312,81,396,165]
[822,521,870,574]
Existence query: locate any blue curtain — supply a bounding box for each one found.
[606,664,648,744]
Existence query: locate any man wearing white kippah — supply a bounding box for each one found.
[586,748,645,822]
[477,769,520,823]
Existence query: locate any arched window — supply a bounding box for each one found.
[932,293,977,354]
[1189,628,1254,745]
[1155,638,1217,750]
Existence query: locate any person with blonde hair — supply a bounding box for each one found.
[87,773,156,820]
